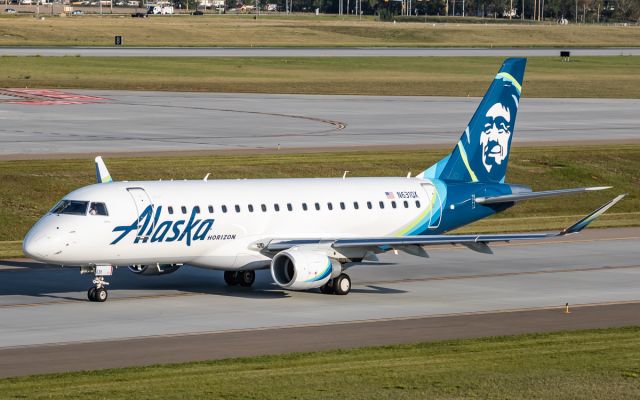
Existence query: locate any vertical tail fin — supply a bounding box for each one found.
[419,58,526,183]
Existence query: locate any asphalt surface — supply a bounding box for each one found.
[0,227,638,377]
[1,47,639,57]
[1,303,638,378]
[1,91,638,157]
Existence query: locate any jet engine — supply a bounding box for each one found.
[270,248,341,290]
[128,264,181,276]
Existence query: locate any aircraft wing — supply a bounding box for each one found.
[264,194,625,253]
[475,186,611,205]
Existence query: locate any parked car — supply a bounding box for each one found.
[131,11,146,17]
[71,9,83,14]
[4,7,17,12]
[192,9,203,15]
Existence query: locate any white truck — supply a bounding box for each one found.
[147,4,173,14]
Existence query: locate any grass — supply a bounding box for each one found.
[1,327,639,399]
[2,56,640,97]
[0,15,639,47]
[0,144,638,258]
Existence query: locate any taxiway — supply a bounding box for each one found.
[0,227,638,377]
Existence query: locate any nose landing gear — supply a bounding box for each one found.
[88,277,109,302]
[82,265,112,302]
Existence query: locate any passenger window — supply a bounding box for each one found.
[340,202,345,210]
[261,204,267,212]
[302,203,308,211]
[353,201,359,210]
[248,204,254,212]
[404,201,409,208]
[222,205,228,213]
[168,206,174,215]
[208,205,214,213]
[89,202,108,216]
[379,201,384,209]
[51,200,89,216]
[181,206,187,214]
[416,200,421,208]
[235,205,241,213]
[315,203,320,211]
[194,206,201,214]
[274,204,280,212]
[367,201,372,209]
[391,201,397,209]
[287,203,293,211]
[327,202,333,210]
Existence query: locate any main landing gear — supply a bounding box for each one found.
[87,276,109,302]
[224,270,256,288]
[320,273,351,295]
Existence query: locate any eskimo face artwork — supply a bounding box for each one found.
[479,102,512,173]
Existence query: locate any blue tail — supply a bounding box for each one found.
[419,58,526,184]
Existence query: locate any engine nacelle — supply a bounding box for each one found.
[270,248,341,290]
[128,264,181,276]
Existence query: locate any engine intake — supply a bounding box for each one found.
[128,264,181,276]
[271,248,340,290]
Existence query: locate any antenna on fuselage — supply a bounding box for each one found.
[204,173,210,182]
[342,171,349,179]
[95,156,113,183]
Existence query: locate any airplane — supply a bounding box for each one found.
[22,58,625,302]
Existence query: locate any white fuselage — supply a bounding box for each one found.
[24,177,442,270]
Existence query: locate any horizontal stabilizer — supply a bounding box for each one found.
[475,186,611,205]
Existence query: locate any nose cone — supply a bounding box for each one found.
[23,229,47,261]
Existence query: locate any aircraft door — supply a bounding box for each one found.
[429,187,443,229]
[127,187,154,241]
[420,183,442,230]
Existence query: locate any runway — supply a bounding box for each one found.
[1,91,638,157]
[1,47,639,57]
[0,227,638,377]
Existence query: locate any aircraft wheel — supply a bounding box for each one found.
[87,287,97,302]
[238,271,256,287]
[95,287,108,302]
[224,271,239,286]
[333,274,351,296]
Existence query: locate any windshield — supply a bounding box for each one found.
[51,200,89,216]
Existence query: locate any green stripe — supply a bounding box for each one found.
[457,141,478,182]
[496,72,522,93]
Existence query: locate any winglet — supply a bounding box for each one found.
[95,156,113,183]
[560,194,626,235]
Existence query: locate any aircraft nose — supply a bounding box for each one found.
[22,232,46,261]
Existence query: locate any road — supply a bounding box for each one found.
[0,227,638,377]
[1,91,638,157]
[0,47,639,57]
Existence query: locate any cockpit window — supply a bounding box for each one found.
[89,202,109,216]
[51,200,89,216]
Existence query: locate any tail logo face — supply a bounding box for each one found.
[480,102,513,173]
[418,58,526,184]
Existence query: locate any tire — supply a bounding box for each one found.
[224,271,239,286]
[333,274,351,296]
[95,288,108,302]
[238,271,256,287]
[320,279,334,294]
[87,287,97,302]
